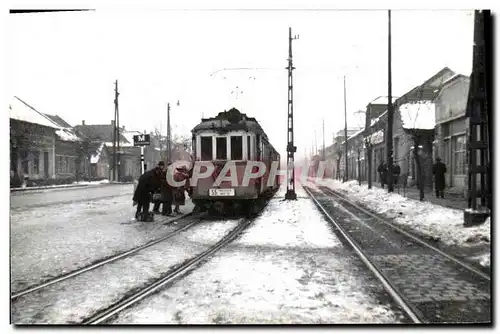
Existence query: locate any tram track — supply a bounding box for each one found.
[11,212,203,300]
[82,217,254,324]
[304,185,491,324]
[12,214,256,324]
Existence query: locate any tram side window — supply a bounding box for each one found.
[216,137,227,160]
[200,136,213,161]
[247,136,251,160]
[231,136,243,160]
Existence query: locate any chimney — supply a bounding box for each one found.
[82,120,85,125]
[111,120,115,126]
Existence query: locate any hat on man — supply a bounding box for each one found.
[158,161,165,167]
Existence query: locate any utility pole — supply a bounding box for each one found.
[344,75,348,182]
[167,102,171,163]
[314,130,317,155]
[141,130,146,174]
[285,27,298,200]
[115,80,120,182]
[386,10,395,192]
[464,10,491,226]
[322,119,326,161]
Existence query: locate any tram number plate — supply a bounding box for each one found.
[209,188,235,196]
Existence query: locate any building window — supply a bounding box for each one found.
[21,151,29,174]
[442,123,450,137]
[443,139,450,168]
[32,151,40,174]
[453,135,466,175]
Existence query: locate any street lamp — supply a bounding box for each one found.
[166,100,181,163]
[354,110,366,185]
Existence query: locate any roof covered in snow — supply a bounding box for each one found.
[42,113,84,142]
[370,110,388,127]
[399,101,436,130]
[9,97,59,129]
[369,96,398,106]
[442,73,468,87]
[55,128,82,142]
[74,124,129,143]
[43,114,72,128]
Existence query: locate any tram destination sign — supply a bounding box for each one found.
[133,134,151,146]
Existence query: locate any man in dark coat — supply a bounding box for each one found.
[392,163,401,186]
[432,157,447,198]
[377,162,388,188]
[133,162,164,221]
[153,161,174,216]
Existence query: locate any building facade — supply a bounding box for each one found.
[9,97,58,186]
[434,74,470,194]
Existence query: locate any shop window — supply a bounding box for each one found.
[453,135,466,175]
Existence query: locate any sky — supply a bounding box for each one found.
[6,9,475,161]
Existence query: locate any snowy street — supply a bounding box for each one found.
[10,184,195,293]
[10,182,127,209]
[11,184,412,324]
[11,181,491,324]
[11,217,241,324]
[109,185,408,324]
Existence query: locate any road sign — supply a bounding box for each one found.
[133,134,151,146]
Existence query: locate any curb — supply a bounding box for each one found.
[10,182,135,193]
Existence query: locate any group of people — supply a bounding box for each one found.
[132,161,192,222]
[377,161,402,188]
[377,158,448,199]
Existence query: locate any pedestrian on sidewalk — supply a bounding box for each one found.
[432,157,447,199]
[378,162,388,188]
[393,163,401,187]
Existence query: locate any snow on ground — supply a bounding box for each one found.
[111,186,405,324]
[312,179,490,247]
[11,180,110,192]
[234,186,341,249]
[310,179,490,266]
[10,186,195,292]
[12,220,240,324]
[73,180,110,185]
